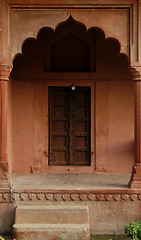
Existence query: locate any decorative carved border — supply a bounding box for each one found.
[7,0,135,8]
[1,191,141,202]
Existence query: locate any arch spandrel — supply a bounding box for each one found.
[11,15,131,81]
[12,8,130,59]
[12,10,70,59]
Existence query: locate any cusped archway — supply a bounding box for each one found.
[10,16,134,175]
[11,16,131,80]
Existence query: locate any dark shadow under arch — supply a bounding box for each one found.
[11,15,131,80]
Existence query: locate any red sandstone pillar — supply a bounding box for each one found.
[129,68,141,188]
[0,1,12,188]
[0,65,11,181]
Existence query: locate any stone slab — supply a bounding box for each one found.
[13,223,90,240]
[15,205,89,224]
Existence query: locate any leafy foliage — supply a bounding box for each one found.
[0,237,5,240]
[124,221,141,240]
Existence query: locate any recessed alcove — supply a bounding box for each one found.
[51,32,90,72]
[10,16,134,175]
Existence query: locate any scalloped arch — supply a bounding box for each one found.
[11,15,131,77]
[12,15,128,62]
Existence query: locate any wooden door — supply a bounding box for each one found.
[49,87,91,166]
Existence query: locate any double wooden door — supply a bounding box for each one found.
[49,86,91,166]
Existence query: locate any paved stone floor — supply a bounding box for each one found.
[10,173,130,191]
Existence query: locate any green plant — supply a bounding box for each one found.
[59,236,65,240]
[124,221,141,240]
[0,237,5,240]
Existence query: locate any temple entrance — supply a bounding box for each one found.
[49,86,91,166]
[10,16,133,174]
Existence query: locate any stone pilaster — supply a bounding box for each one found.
[0,65,11,188]
[129,67,141,189]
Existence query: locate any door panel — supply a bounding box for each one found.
[69,87,91,166]
[49,87,91,166]
[49,87,69,165]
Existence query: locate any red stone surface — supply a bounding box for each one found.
[14,226,90,240]
[13,205,90,240]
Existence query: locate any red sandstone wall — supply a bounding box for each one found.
[1,200,141,235]
[12,81,34,173]
[96,80,134,173]
[11,79,134,173]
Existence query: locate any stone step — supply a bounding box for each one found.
[13,223,90,240]
[13,205,90,240]
[15,205,89,224]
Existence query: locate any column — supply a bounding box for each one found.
[0,0,12,187]
[0,65,11,182]
[129,68,141,188]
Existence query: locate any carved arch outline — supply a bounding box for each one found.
[11,15,131,79]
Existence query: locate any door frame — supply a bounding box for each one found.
[46,79,95,173]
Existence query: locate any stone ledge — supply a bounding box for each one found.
[1,191,141,202]
[13,223,89,229]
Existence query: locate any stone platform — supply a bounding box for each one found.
[13,205,90,240]
[1,173,140,202]
[1,173,141,236]
[10,173,130,191]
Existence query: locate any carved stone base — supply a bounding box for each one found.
[129,164,141,189]
[0,175,9,189]
[0,163,9,189]
[0,161,8,173]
